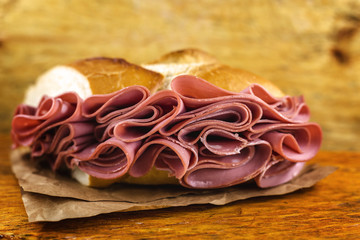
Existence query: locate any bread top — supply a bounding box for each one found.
[24,49,283,107]
[22,49,284,187]
[24,57,164,106]
[69,57,164,94]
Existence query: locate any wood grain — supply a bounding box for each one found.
[0,133,359,239]
[0,1,359,149]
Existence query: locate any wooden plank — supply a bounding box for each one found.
[0,133,360,238]
[1,0,360,151]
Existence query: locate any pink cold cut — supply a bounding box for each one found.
[11,75,322,189]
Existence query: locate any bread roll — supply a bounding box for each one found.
[20,49,286,188]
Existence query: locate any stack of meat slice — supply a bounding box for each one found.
[11,75,322,189]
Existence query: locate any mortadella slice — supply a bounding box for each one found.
[199,128,248,155]
[108,90,185,142]
[129,135,198,179]
[12,92,84,147]
[82,85,150,123]
[181,140,272,189]
[171,75,310,123]
[69,138,141,179]
[242,84,310,122]
[160,100,262,138]
[255,154,305,188]
[246,121,322,162]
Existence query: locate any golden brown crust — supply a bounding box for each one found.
[187,63,284,96]
[69,57,164,94]
[147,49,283,96]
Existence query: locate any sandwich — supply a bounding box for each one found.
[11,49,322,189]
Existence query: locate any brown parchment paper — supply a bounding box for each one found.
[10,149,337,222]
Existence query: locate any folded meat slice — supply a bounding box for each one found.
[170,75,237,108]
[30,128,54,157]
[47,122,95,154]
[93,105,161,141]
[241,84,310,122]
[12,92,84,147]
[255,154,305,188]
[181,140,272,189]
[30,122,96,171]
[246,121,322,162]
[129,135,198,179]
[69,138,141,179]
[82,85,150,123]
[99,90,185,142]
[171,75,310,123]
[42,122,96,170]
[199,128,248,155]
[160,100,262,139]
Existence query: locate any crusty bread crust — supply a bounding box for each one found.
[143,49,283,96]
[186,63,284,97]
[69,57,164,95]
[20,49,284,187]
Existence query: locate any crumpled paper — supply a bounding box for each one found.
[10,149,336,222]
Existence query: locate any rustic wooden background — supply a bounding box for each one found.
[1,0,359,151]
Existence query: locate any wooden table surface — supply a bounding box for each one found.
[0,133,359,239]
